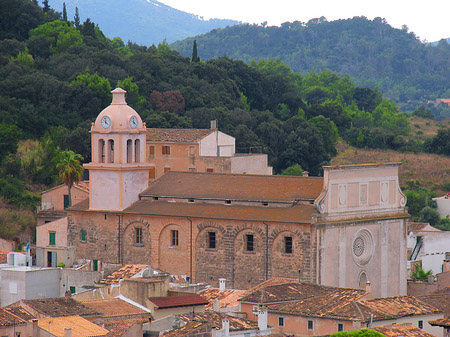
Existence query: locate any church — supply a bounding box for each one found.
[66,88,408,297]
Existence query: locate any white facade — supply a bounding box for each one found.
[199,131,235,157]
[433,196,450,219]
[418,232,450,274]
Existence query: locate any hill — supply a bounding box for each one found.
[171,17,450,116]
[47,0,239,46]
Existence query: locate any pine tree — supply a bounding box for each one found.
[62,2,68,22]
[191,40,200,62]
[74,7,80,28]
[42,0,50,12]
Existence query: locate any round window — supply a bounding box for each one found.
[352,229,374,266]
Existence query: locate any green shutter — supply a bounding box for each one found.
[70,286,76,294]
[49,232,56,245]
[81,230,87,242]
[63,195,70,209]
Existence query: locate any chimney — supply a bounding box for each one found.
[428,275,435,284]
[443,260,450,273]
[221,319,230,337]
[302,171,309,177]
[64,328,72,337]
[219,278,226,292]
[257,305,268,332]
[32,319,40,337]
[213,298,220,312]
[210,120,217,129]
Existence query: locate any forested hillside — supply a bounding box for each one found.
[171,17,450,118]
[1,0,449,238]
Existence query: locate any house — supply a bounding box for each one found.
[63,88,408,298]
[0,266,60,307]
[199,279,246,313]
[29,315,109,337]
[371,323,438,337]
[37,181,89,226]
[161,311,271,337]
[0,307,31,337]
[73,265,208,320]
[409,230,450,275]
[146,124,272,179]
[239,279,443,336]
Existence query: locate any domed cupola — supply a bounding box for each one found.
[93,88,144,132]
[84,87,152,211]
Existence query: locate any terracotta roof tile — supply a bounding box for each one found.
[429,317,450,327]
[140,171,323,202]
[239,282,359,304]
[98,265,149,285]
[0,308,27,326]
[147,128,214,142]
[37,315,109,337]
[163,311,259,337]
[124,200,315,223]
[81,299,151,318]
[354,296,442,321]
[408,222,441,236]
[0,251,9,264]
[371,323,437,337]
[21,298,101,318]
[103,318,149,337]
[199,287,246,310]
[5,306,35,321]
[149,294,208,309]
[239,278,299,298]
[418,292,450,316]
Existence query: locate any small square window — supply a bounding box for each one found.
[208,231,216,249]
[308,320,313,330]
[225,199,231,204]
[278,317,284,327]
[188,167,196,172]
[189,146,195,156]
[135,227,143,244]
[164,167,171,173]
[80,230,87,242]
[171,230,179,246]
[338,323,343,332]
[149,145,155,156]
[162,145,171,155]
[418,320,423,329]
[284,236,293,254]
[206,168,214,173]
[49,232,56,245]
[245,234,254,252]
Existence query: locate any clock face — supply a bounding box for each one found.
[129,116,138,129]
[101,116,111,129]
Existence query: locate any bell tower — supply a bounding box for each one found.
[84,88,152,211]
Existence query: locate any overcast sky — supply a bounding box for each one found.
[159,0,449,42]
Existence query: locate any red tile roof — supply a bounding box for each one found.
[149,294,208,309]
[20,298,101,318]
[4,306,35,321]
[200,287,246,310]
[140,171,323,202]
[147,128,214,142]
[103,318,149,337]
[0,308,27,326]
[163,311,259,337]
[429,317,450,327]
[98,265,149,285]
[371,323,437,337]
[124,200,315,224]
[417,292,450,317]
[81,299,150,318]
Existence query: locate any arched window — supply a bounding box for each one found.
[98,139,105,163]
[127,139,132,163]
[107,139,114,163]
[359,272,367,290]
[135,139,141,163]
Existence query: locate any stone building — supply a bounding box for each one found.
[66,88,409,297]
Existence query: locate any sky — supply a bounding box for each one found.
[158,0,450,42]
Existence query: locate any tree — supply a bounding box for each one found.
[0,123,21,165]
[56,151,84,207]
[42,0,50,12]
[410,264,432,280]
[281,164,303,176]
[420,206,440,227]
[192,39,200,62]
[74,7,80,28]
[62,2,67,22]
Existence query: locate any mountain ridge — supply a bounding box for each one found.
[47,0,240,46]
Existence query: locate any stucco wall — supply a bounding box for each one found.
[230,154,273,175]
[199,131,235,157]
[41,185,88,211]
[36,216,68,247]
[420,232,450,274]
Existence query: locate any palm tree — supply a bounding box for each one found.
[56,150,84,207]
